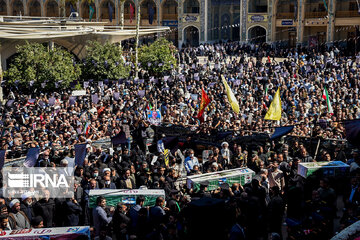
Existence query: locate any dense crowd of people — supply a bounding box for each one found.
[0,40,359,240]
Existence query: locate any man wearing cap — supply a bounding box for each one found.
[8,199,31,229]
[221,142,232,169]
[20,193,34,221]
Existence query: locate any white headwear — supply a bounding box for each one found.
[9,199,20,208]
[21,192,33,201]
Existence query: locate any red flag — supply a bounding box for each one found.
[97,106,105,115]
[130,4,134,23]
[197,88,211,122]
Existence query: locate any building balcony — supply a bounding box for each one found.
[305,11,328,18]
[276,12,295,19]
[336,10,360,17]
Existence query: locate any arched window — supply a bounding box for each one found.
[248,0,267,13]
[183,0,199,14]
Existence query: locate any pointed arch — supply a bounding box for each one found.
[45,0,59,17]
[11,0,23,16]
[247,25,267,43]
[28,0,41,16]
[248,0,267,13]
[100,0,115,22]
[124,0,135,22]
[0,0,7,15]
[162,0,177,20]
[183,25,199,46]
[183,0,199,14]
[140,0,156,25]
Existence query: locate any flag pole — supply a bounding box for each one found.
[313,138,321,160]
[135,4,141,79]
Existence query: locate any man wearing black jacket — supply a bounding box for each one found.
[64,197,82,226]
[34,190,55,228]
[113,203,130,240]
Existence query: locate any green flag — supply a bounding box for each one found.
[322,0,328,12]
[89,5,95,22]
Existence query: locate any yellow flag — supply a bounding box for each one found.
[164,149,170,166]
[265,88,282,120]
[221,75,240,114]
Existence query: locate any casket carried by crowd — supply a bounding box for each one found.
[297,161,349,178]
[186,167,255,191]
[88,189,165,208]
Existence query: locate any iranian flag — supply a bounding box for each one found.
[147,102,153,111]
[84,122,91,136]
[322,87,334,115]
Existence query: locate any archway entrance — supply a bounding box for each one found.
[184,26,199,46]
[248,26,266,43]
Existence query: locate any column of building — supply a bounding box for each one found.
[327,0,335,44]
[177,0,183,48]
[240,0,247,42]
[296,0,305,45]
[267,0,273,42]
[200,0,206,43]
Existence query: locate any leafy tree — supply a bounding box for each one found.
[82,41,130,81]
[5,42,81,92]
[138,38,177,77]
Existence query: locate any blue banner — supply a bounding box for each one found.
[162,20,178,27]
[24,147,40,168]
[75,144,87,166]
[270,126,294,140]
[345,120,360,146]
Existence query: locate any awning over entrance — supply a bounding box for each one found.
[0,17,169,66]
